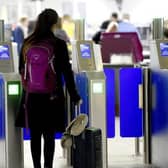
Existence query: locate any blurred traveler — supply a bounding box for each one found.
[118,13,140,38]
[62,14,75,40]
[17,9,81,168]
[92,12,118,44]
[13,17,29,53]
[62,14,75,56]
[100,12,119,30]
[55,17,70,43]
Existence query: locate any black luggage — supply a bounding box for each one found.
[72,127,103,168]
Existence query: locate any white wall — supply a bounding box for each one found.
[122,0,168,24]
[41,0,117,24]
[1,0,168,25]
[42,0,63,16]
[41,0,168,26]
[0,0,38,23]
[41,0,119,33]
[84,0,118,26]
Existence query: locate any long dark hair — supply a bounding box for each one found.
[23,9,58,49]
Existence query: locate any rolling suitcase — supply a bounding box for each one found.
[72,127,103,168]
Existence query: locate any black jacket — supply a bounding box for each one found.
[16,36,80,132]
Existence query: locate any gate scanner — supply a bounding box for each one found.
[101,32,144,157]
[0,42,23,168]
[150,39,168,69]
[0,42,18,73]
[72,40,107,168]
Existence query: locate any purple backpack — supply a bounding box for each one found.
[24,43,57,93]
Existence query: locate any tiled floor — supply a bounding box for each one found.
[24,118,154,168]
[24,139,151,168]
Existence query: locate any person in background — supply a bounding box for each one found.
[13,17,29,53]
[164,28,168,38]
[62,14,75,57]
[118,13,140,38]
[100,12,119,30]
[55,17,70,43]
[62,14,75,41]
[92,12,119,44]
[17,9,81,168]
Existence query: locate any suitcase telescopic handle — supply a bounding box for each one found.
[75,105,81,117]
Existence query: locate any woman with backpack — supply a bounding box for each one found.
[17,9,81,168]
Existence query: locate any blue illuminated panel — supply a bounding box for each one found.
[80,44,92,59]
[75,73,89,118]
[0,77,5,139]
[120,68,143,137]
[151,70,168,134]
[104,68,115,138]
[0,44,10,60]
[151,69,168,168]
[160,43,168,57]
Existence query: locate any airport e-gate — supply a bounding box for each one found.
[68,36,150,167]
[0,21,23,168]
[0,74,23,168]
[100,32,168,168]
[69,38,150,167]
[100,32,151,165]
[71,40,107,168]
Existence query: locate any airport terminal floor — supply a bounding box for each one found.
[24,118,153,168]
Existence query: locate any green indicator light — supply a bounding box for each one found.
[93,83,104,94]
[8,84,19,95]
